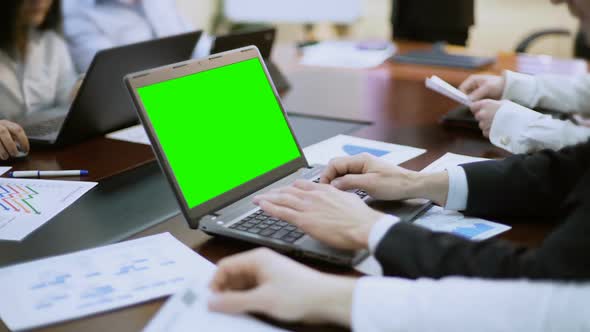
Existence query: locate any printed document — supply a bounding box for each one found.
[303,135,426,166]
[0,178,97,241]
[0,233,215,331]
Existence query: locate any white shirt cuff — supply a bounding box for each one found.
[352,277,416,332]
[368,214,400,254]
[501,70,538,108]
[445,166,469,211]
[490,101,545,154]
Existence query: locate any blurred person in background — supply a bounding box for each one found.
[62,0,212,73]
[0,0,77,160]
[459,0,590,154]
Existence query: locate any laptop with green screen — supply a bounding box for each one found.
[126,47,392,266]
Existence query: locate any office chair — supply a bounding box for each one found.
[515,29,571,53]
[515,28,590,60]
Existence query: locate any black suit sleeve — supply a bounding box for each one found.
[375,212,590,280]
[374,141,590,280]
[462,141,590,219]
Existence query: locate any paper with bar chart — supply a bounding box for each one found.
[303,135,426,166]
[415,206,511,241]
[0,178,97,241]
[0,233,215,331]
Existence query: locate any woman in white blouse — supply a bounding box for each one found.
[458,0,590,154]
[0,0,77,159]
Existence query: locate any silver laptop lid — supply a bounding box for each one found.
[125,47,308,227]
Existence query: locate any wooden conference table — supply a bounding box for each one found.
[0,42,555,332]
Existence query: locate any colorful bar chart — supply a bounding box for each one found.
[0,178,97,241]
[0,184,41,214]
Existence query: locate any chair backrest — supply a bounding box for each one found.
[514,29,572,54]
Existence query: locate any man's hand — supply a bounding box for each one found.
[459,74,505,101]
[471,99,503,137]
[0,120,29,160]
[209,248,356,327]
[319,153,449,206]
[253,180,384,250]
[320,153,420,201]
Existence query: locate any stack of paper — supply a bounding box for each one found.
[144,282,288,332]
[0,233,215,331]
[300,41,396,69]
[425,75,472,106]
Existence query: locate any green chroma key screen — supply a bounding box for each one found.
[137,58,301,209]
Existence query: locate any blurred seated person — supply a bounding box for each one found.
[63,0,212,73]
[0,0,77,160]
[458,0,590,154]
[460,72,590,154]
[391,0,474,46]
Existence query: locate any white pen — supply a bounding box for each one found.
[8,170,89,178]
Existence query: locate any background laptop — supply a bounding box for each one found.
[20,31,202,146]
[211,27,291,93]
[125,47,429,266]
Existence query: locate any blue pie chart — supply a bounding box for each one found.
[342,144,390,157]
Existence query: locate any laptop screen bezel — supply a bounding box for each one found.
[125,47,309,228]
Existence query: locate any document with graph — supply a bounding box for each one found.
[0,233,215,331]
[0,178,97,241]
[303,135,426,166]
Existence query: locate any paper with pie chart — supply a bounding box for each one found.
[303,135,426,166]
[0,178,97,241]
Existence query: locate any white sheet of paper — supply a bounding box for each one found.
[421,152,489,173]
[0,233,215,331]
[303,135,426,166]
[425,75,472,106]
[420,153,510,238]
[0,178,97,241]
[143,281,288,332]
[0,167,10,176]
[415,206,511,240]
[106,125,150,145]
[301,41,396,69]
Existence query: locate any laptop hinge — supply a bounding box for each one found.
[206,212,222,218]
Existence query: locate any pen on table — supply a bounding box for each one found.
[8,170,89,178]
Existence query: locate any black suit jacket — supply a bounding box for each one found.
[375,141,590,281]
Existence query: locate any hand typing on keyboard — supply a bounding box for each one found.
[253,180,384,251]
[319,153,448,206]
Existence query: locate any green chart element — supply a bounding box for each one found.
[0,184,41,214]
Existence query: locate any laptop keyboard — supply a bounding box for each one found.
[25,117,64,137]
[229,210,305,243]
[229,178,369,244]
